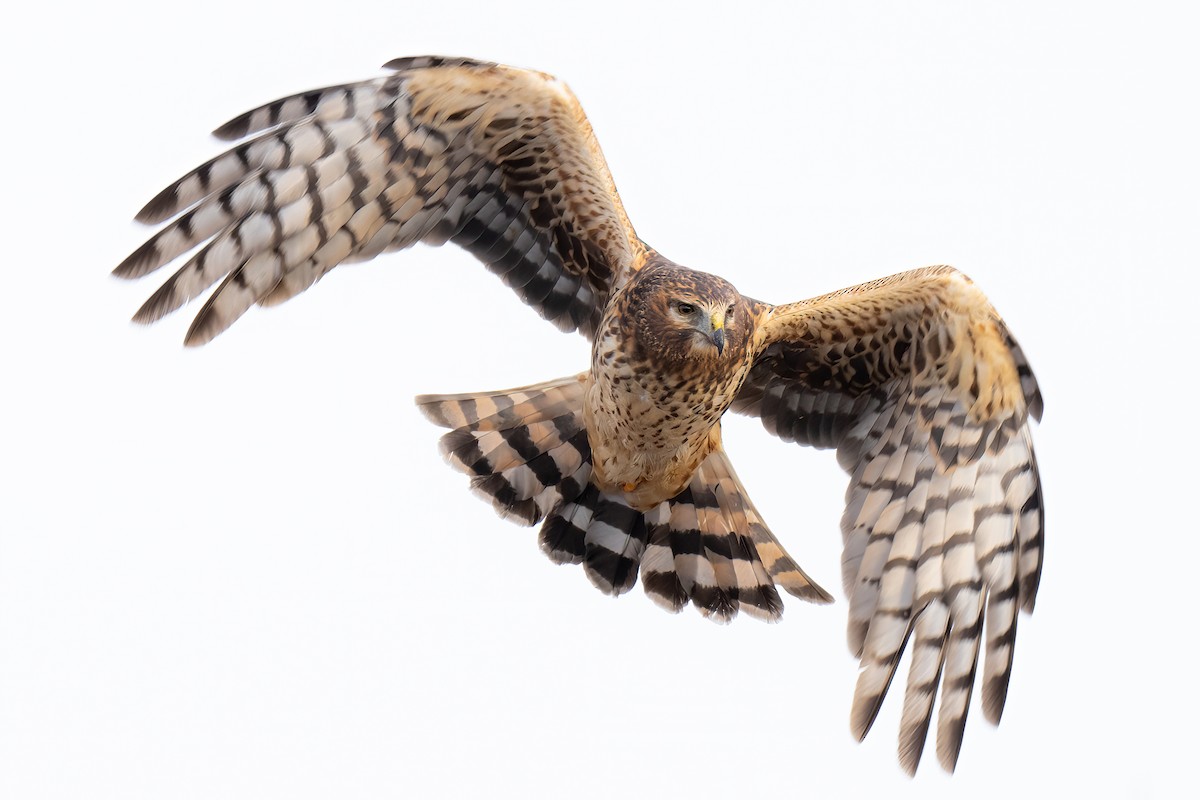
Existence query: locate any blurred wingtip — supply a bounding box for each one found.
[113,239,161,280]
[897,727,927,777]
[212,113,252,141]
[134,185,181,224]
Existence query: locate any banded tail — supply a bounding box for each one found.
[416,376,832,622]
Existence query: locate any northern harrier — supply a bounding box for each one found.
[115,56,1044,774]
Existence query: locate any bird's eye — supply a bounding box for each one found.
[676,302,696,315]
[726,304,735,317]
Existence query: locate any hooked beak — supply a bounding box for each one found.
[710,312,726,355]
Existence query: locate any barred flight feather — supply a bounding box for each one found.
[117,58,646,343]
[740,266,1044,773]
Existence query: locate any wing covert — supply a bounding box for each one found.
[735,266,1044,773]
[115,57,647,344]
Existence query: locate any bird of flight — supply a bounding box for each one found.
[115,56,1044,774]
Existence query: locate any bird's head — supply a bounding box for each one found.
[625,264,747,365]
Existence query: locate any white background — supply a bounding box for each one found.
[2,1,1196,797]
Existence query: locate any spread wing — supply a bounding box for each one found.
[115,56,648,344]
[733,266,1044,774]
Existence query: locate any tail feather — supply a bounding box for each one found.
[711,474,785,621]
[640,449,830,622]
[441,417,580,475]
[701,450,833,606]
[417,378,831,622]
[641,508,690,612]
[582,495,649,596]
[540,481,595,564]
[443,424,590,524]
[418,377,591,525]
[417,375,586,432]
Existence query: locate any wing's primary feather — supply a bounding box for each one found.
[735,266,1044,773]
[116,57,648,344]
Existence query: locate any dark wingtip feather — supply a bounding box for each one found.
[134,183,184,225]
[898,721,931,777]
[211,88,327,140]
[982,584,1020,726]
[936,724,968,774]
[981,674,1011,726]
[1028,389,1045,423]
[183,311,223,348]
[113,238,164,279]
[850,637,913,744]
[212,113,255,141]
[850,703,876,743]
[1019,474,1045,614]
[936,670,980,774]
[381,55,494,73]
[1020,574,1040,614]
[130,281,182,326]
